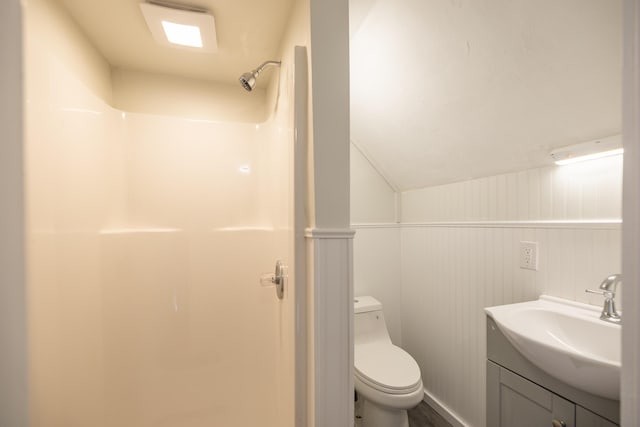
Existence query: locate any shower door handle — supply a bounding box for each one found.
[272,260,285,300]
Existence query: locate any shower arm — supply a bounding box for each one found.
[252,60,281,77]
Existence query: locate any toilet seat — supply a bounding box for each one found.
[355,342,422,395]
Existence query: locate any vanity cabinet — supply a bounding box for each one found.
[575,407,618,427]
[488,360,574,426]
[486,317,619,427]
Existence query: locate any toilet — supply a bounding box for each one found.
[354,296,424,427]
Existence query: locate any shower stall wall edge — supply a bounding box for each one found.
[0,1,27,426]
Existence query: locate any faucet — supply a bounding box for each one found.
[585,274,622,324]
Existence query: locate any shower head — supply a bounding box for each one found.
[239,72,257,91]
[239,60,281,92]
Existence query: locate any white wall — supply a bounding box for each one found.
[352,227,402,344]
[400,157,622,427]
[112,69,269,123]
[350,142,402,345]
[350,143,397,224]
[25,0,113,102]
[0,1,27,426]
[309,0,351,229]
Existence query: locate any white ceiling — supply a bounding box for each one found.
[350,0,622,191]
[54,0,295,85]
[54,0,622,192]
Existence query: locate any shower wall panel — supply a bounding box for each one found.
[25,2,124,423]
[25,86,118,422]
[100,114,292,427]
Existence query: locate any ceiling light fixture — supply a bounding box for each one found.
[550,135,623,166]
[161,21,202,48]
[140,1,218,52]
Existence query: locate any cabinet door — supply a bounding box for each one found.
[576,406,618,427]
[498,367,575,427]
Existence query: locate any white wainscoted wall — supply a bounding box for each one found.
[401,156,622,427]
[351,150,623,427]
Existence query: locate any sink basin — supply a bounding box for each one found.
[486,295,620,400]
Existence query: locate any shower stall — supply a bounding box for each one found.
[21,0,305,425]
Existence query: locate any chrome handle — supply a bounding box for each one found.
[585,288,622,323]
[552,420,566,427]
[585,288,613,299]
[272,260,285,300]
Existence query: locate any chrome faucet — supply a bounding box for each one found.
[585,274,622,324]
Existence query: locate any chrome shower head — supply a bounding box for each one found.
[238,60,281,92]
[239,72,257,91]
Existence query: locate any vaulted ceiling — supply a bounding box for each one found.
[54,0,622,192]
[350,0,622,191]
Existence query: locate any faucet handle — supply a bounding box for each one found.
[585,288,614,299]
[586,276,622,324]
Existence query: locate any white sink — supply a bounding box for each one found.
[485,295,620,400]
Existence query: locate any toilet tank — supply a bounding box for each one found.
[354,296,392,345]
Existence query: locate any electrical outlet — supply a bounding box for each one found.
[520,241,538,270]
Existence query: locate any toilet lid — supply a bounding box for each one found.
[355,342,422,393]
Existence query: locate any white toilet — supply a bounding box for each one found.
[354,296,424,427]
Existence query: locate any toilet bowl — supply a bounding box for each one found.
[354,296,424,427]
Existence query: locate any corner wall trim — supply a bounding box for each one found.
[305,228,356,239]
[351,220,622,230]
[402,220,622,229]
[351,223,400,229]
[350,139,399,192]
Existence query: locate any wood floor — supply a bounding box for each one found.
[354,398,452,427]
[408,401,453,427]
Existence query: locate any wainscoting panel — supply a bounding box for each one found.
[306,229,355,427]
[401,156,622,223]
[400,224,621,427]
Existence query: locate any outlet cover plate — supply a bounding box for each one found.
[520,241,538,271]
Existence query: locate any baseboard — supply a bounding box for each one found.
[422,390,472,427]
